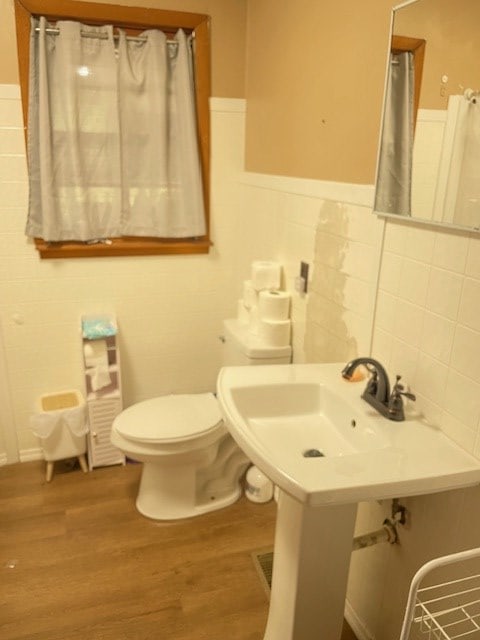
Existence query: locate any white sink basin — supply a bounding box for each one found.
[217,363,480,506]
[230,382,389,459]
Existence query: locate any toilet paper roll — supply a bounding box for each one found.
[258,319,291,347]
[251,261,281,291]
[249,305,260,335]
[243,280,258,310]
[258,290,291,321]
[237,299,250,325]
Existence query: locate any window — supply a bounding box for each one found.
[14,0,211,258]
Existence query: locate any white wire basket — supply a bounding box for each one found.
[400,548,480,640]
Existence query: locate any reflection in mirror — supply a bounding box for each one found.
[374,0,480,231]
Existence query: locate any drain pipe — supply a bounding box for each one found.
[352,518,398,551]
[352,499,407,550]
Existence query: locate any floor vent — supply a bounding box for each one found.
[251,548,274,598]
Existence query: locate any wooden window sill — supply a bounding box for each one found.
[34,237,211,258]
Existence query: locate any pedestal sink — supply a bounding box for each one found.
[217,363,480,640]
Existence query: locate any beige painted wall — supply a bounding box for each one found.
[0,0,247,97]
[394,0,480,110]
[6,0,475,191]
[244,0,395,184]
[243,0,480,184]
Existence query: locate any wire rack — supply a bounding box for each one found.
[400,548,480,640]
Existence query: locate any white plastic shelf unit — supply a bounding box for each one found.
[81,315,125,470]
[400,547,480,640]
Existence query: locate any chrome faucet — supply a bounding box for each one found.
[341,357,415,421]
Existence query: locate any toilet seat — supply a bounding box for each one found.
[114,393,223,444]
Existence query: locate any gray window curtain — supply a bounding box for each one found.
[26,17,206,242]
[374,51,414,216]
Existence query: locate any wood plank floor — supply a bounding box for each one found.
[0,460,357,639]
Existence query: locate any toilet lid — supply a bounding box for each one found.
[114,393,223,443]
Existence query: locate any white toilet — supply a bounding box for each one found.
[110,319,291,520]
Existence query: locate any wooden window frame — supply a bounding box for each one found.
[14,0,211,259]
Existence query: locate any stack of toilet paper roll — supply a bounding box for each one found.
[237,261,291,347]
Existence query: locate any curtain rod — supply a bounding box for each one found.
[34,26,189,45]
[464,88,479,104]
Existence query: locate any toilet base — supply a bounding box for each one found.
[135,459,244,520]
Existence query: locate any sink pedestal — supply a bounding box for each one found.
[264,491,357,640]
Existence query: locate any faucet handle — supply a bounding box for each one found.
[388,376,416,421]
[392,375,416,401]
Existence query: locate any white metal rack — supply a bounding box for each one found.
[400,548,480,640]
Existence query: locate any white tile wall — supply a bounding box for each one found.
[235,176,377,365]
[0,90,320,462]
[0,89,253,461]
[372,218,480,453]
[411,110,446,220]
[2,80,480,640]
[357,218,480,637]
[238,178,324,363]
[303,191,480,640]
[305,199,383,363]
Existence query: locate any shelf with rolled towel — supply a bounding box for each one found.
[82,330,122,401]
[81,315,125,470]
[84,362,120,401]
[85,384,121,402]
[85,363,119,376]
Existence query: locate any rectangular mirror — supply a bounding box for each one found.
[374,0,480,232]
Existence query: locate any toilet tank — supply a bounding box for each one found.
[222,319,292,366]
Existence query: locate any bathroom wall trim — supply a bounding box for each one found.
[1,87,246,112]
[344,599,375,640]
[209,97,246,113]
[19,447,42,462]
[0,319,19,464]
[0,83,21,99]
[240,171,375,208]
[417,107,447,123]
